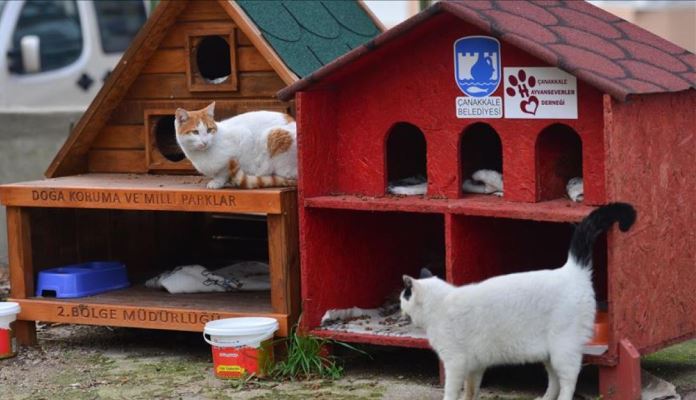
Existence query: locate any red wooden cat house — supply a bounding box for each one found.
[278,1,695,398]
[0,0,381,346]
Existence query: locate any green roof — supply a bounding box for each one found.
[237,0,380,78]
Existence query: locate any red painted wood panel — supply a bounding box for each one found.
[605,91,696,355]
[297,12,605,203]
[300,209,443,330]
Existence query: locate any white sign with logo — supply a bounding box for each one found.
[503,67,577,119]
[454,36,502,119]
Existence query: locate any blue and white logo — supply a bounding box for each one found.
[454,36,501,97]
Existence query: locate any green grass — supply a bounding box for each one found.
[268,329,369,381]
[642,339,696,389]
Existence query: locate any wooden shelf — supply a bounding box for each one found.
[305,194,595,222]
[11,285,290,336]
[312,329,613,364]
[311,329,430,349]
[0,173,296,214]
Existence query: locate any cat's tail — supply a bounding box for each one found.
[227,162,295,189]
[243,175,296,188]
[568,202,636,269]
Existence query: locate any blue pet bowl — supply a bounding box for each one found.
[36,261,129,298]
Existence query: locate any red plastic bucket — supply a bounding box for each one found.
[0,302,20,360]
[203,317,278,379]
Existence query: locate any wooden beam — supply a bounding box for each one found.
[12,297,290,337]
[267,191,300,324]
[91,125,145,150]
[6,207,37,345]
[0,174,293,214]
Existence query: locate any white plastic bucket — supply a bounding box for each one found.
[0,302,20,359]
[203,317,278,379]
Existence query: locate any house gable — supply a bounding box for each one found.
[46,0,381,178]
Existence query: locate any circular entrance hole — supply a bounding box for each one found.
[196,36,231,83]
[155,115,185,162]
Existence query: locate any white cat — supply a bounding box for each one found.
[400,203,636,400]
[462,169,503,196]
[174,102,297,189]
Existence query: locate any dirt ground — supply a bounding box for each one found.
[1,269,695,400]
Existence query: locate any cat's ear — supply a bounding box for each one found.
[403,275,414,288]
[419,268,433,279]
[175,108,189,123]
[205,102,216,118]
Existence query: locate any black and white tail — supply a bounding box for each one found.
[569,203,636,268]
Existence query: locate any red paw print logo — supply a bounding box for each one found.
[506,70,538,115]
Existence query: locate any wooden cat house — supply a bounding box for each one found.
[278,1,695,398]
[0,0,381,346]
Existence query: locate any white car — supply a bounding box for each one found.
[0,0,149,112]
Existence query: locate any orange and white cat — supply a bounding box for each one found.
[174,102,297,189]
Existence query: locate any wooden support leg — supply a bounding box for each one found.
[599,339,641,400]
[267,191,300,331]
[6,207,38,346]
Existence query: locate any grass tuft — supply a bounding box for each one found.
[268,328,368,381]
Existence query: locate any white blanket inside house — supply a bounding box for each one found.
[387,175,427,196]
[319,301,427,339]
[462,169,503,196]
[145,261,270,294]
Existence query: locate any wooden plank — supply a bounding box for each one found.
[311,329,430,349]
[304,195,595,223]
[237,29,253,46]
[75,209,112,262]
[125,72,284,100]
[11,288,289,336]
[178,0,232,22]
[91,125,144,149]
[141,49,187,74]
[109,99,287,125]
[141,46,273,74]
[30,208,78,272]
[239,47,273,72]
[46,0,189,178]
[0,174,293,214]
[267,191,300,321]
[88,150,148,173]
[145,45,277,74]
[160,21,238,49]
[7,207,33,298]
[110,210,157,282]
[6,207,37,345]
[220,1,299,86]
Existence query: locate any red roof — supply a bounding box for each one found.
[278,0,696,101]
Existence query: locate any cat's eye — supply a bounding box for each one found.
[188,130,198,135]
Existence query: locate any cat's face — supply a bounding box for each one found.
[400,269,436,328]
[174,102,218,151]
[400,276,421,326]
